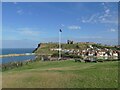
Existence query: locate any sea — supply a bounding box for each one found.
[0,48,36,64]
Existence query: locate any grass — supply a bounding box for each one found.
[35,43,89,54]
[2,60,119,88]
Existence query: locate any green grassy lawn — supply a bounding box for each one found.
[2,60,119,88]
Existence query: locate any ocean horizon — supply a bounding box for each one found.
[1,48,35,55]
[0,48,36,64]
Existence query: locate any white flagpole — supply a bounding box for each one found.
[59,30,61,60]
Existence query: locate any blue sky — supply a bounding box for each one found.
[2,2,118,48]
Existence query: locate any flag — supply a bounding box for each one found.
[60,29,62,32]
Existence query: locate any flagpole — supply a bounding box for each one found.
[59,29,61,60]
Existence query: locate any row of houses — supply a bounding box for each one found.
[50,45,119,57]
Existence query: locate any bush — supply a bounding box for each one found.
[51,52,83,59]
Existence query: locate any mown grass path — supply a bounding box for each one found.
[2,60,118,88]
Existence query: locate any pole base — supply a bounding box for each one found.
[58,58,61,60]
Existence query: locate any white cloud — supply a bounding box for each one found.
[101,3,105,6]
[100,19,117,24]
[17,9,24,15]
[79,36,102,39]
[68,25,81,30]
[105,9,110,14]
[81,20,86,23]
[81,3,117,25]
[17,28,41,37]
[81,14,97,23]
[109,28,117,32]
[61,24,65,27]
[13,2,17,4]
[3,27,45,40]
[99,3,117,24]
[101,2,108,10]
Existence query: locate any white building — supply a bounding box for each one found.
[113,53,118,57]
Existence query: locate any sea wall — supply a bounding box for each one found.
[0,53,35,58]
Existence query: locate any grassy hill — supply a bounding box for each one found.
[34,43,89,54]
[34,42,118,55]
[2,60,118,88]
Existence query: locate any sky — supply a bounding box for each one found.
[2,2,118,48]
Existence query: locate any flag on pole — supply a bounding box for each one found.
[60,29,62,32]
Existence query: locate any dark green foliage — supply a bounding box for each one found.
[92,44,118,50]
[51,52,83,59]
[76,44,79,49]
